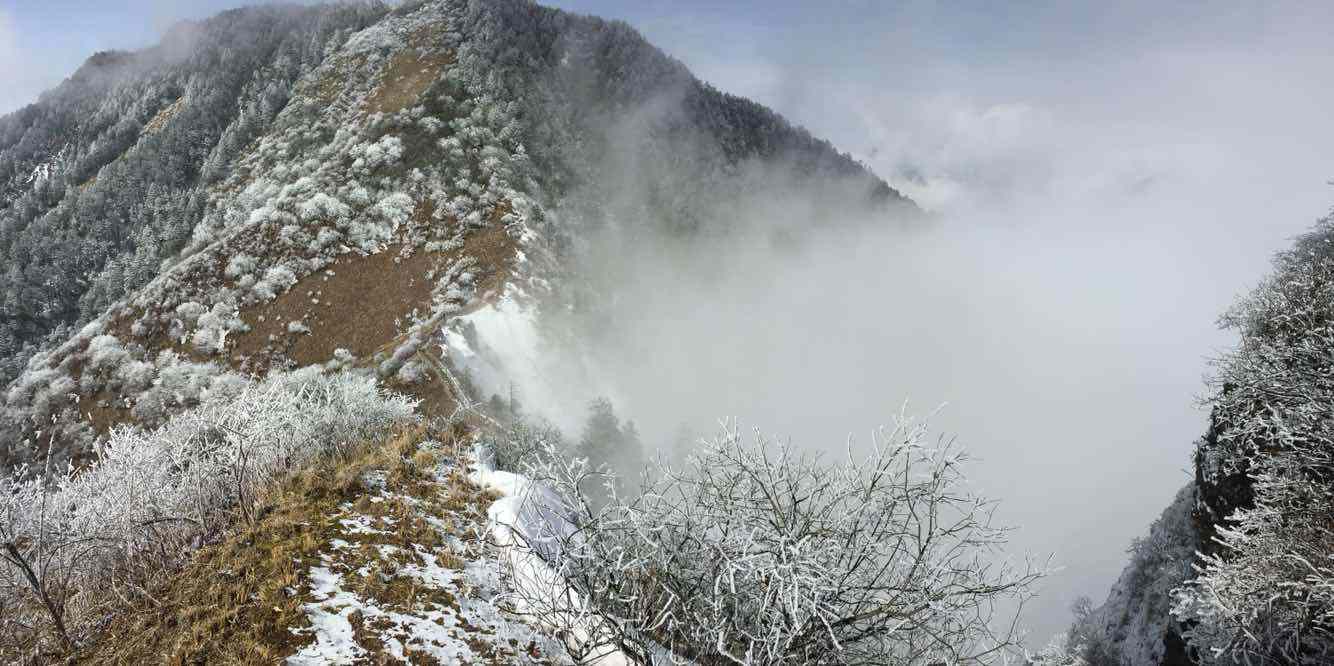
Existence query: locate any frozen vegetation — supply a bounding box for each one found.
[1034,216,1334,665]
[1,370,416,655]
[0,0,1331,664]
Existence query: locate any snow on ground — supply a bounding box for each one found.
[469,456,641,666]
[282,429,686,664]
[286,454,570,664]
[442,285,600,434]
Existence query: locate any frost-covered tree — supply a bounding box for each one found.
[0,2,386,386]
[1172,214,1334,663]
[0,369,416,658]
[500,413,1043,665]
[575,397,643,485]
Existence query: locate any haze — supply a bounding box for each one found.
[4,0,1333,648]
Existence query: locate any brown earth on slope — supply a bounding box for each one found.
[72,422,559,665]
[62,202,519,442]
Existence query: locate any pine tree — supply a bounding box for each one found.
[576,397,622,467]
[576,398,645,489]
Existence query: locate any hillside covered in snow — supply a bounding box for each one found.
[3,1,1331,665]
[0,1,1006,663]
[0,0,912,474]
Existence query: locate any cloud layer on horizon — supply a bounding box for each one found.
[2,0,1332,648]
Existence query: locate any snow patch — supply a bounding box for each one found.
[442,286,594,433]
[469,459,637,665]
[288,462,570,664]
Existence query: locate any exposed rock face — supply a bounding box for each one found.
[1070,219,1334,665]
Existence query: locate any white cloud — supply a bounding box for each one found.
[546,1,1334,646]
[0,7,66,115]
[0,9,26,108]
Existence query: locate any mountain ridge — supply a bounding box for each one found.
[0,0,915,474]
[7,2,1328,665]
[0,4,936,660]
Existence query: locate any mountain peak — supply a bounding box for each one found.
[0,0,915,465]
[0,1,934,660]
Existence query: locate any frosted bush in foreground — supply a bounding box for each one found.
[497,414,1044,665]
[0,370,416,656]
[1173,444,1334,663]
[1173,470,1334,663]
[1170,219,1334,664]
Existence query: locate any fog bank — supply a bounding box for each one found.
[536,0,1334,645]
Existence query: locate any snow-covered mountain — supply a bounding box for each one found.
[0,0,912,473]
[0,1,923,662]
[4,1,1330,664]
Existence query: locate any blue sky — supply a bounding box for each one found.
[3,0,1334,646]
[0,0,255,110]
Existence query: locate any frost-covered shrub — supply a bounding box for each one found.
[298,192,351,222]
[346,184,372,206]
[424,235,464,254]
[195,302,239,335]
[1174,475,1334,663]
[252,264,298,301]
[85,335,130,376]
[190,329,221,355]
[114,360,155,393]
[1171,217,1334,663]
[480,419,565,476]
[324,348,358,373]
[0,370,417,652]
[130,352,228,425]
[373,191,415,227]
[351,134,403,172]
[225,254,258,280]
[198,372,254,405]
[278,223,312,248]
[393,357,426,384]
[287,320,311,335]
[32,375,77,417]
[5,356,58,408]
[1025,635,1084,666]
[345,219,393,251]
[174,301,207,325]
[314,226,343,249]
[504,414,1044,665]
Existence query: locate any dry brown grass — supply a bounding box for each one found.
[303,53,371,107]
[366,49,454,116]
[229,244,450,370]
[141,97,185,137]
[461,205,521,306]
[33,145,522,469]
[69,202,518,440]
[73,422,491,664]
[74,390,132,442]
[187,202,515,375]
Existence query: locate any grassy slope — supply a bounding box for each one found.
[78,422,564,664]
[8,3,527,474]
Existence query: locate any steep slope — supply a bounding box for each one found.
[0,4,387,384]
[0,0,913,474]
[77,419,571,664]
[1042,214,1334,665]
[1040,485,1197,665]
[0,1,922,661]
[1,367,582,661]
